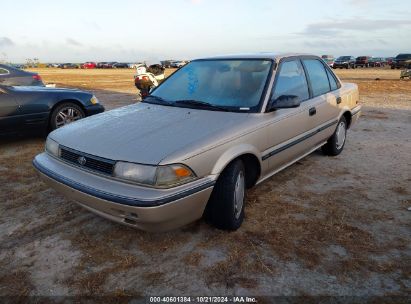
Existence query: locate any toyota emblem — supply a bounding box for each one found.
[77,156,87,166]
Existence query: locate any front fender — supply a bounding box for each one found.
[211,143,262,175]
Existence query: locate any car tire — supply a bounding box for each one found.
[50,102,85,131]
[322,116,347,156]
[205,159,246,231]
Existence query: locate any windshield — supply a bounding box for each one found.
[337,56,351,61]
[147,59,273,112]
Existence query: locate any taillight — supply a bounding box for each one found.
[32,74,42,81]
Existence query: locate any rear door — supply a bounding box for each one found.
[0,87,21,134]
[301,58,340,147]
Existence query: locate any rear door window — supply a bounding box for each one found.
[272,60,309,103]
[0,68,9,75]
[302,59,331,97]
[326,69,338,91]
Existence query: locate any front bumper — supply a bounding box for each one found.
[333,63,348,68]
[85,104,105,116]
[33,153,214,232]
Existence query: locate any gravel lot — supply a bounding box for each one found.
[0,68,410,299]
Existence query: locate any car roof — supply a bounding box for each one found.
[0,63,19,71]
[195,53,315,62]
[0,63,34,75]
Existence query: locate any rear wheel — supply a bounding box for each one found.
[50,102,85,130]
[205,160,245,230]
[322,116,347,156]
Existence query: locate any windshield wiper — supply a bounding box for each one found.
[143,95,173,106]
[174,99,229,112]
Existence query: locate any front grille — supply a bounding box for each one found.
[60,146,115,175]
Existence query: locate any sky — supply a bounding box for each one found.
[1,0,410,63]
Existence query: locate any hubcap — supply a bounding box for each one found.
[55,107,83,128]
[336,121,346,150]
[234,170,245,219]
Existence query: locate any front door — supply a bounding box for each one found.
[262,59,313,173]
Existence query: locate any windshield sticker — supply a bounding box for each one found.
[186,66,199,95]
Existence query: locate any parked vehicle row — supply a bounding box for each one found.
[160,60,189,68]
[321,54,408,69]
[52,62,138,69]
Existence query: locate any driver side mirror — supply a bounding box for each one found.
[267,94,301,112]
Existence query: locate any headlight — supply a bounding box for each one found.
[113,162,196,188]
[113,162,157,185]
[90,95,99,104]
[45,137,60,157]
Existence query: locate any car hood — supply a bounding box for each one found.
[11,86,89,94]
[50,103,253,165]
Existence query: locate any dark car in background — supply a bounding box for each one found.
[333,56,356,69]
[368,57,386,67]
[59,63,79,69]
[113,63,129,68]
[0,84,104,136]
[96,62,107,68]
[161,60,177,68]
[355,56,371,68]
[391,54,411,69]
[100,62,117,69]
[0,64,44,87]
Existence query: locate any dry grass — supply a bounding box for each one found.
[0,269,34,296]
[198,180,409,288]
[64,229,142,295]
[182,252,204,267]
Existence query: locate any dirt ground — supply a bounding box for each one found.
[0,67,410,299]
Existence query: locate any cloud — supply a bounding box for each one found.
[0,37,14,47]
[300,18,411,37]
[347,0,370,6]
[82,21,101,31]
[66,38,83,47]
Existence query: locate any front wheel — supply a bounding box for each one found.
[322,116,347,156]
[50,103,85,130]
[205,160,246,230]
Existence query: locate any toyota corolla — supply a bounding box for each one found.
[33,54,360,232]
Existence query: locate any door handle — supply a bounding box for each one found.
[336,97,342,104]
[309,107,316,116]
